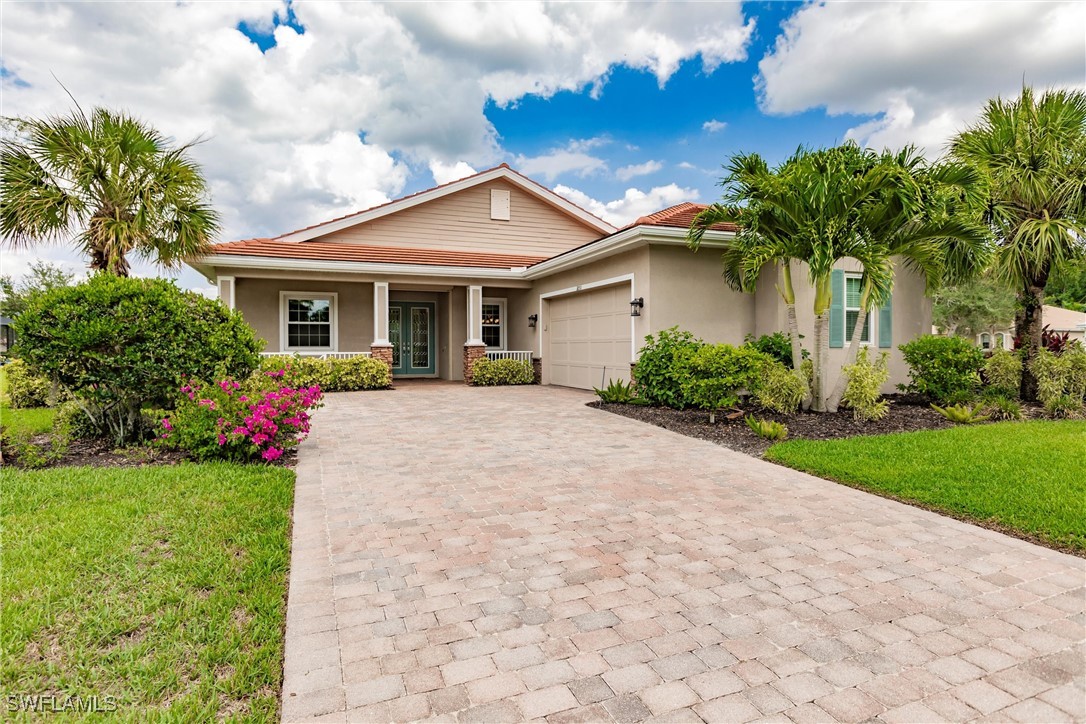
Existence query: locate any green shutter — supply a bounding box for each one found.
[829,269,845,348]
[878,292,893,348]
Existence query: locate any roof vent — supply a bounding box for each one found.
[490,189,510,221]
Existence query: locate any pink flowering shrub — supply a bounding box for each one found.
[159,370,323,462]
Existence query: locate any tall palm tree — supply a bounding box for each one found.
[950,87,1086,399]
[0,105,219,276]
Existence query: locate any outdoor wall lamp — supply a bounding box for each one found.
[630,297,644,317]
[528,313,538,328]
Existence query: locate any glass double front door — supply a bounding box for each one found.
[388,301,436,375]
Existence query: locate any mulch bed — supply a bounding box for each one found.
[1,435,298,470]
[590,395,1039,457]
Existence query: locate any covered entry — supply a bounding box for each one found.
[546,282,633,390]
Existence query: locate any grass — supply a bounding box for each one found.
[1,463,295,720]
[766,420,1086,554]
[0,365,56,438]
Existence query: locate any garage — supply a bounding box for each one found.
[546,282,633,390]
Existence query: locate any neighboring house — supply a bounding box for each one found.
[972,305,1086,351]
[0,316,13,354]
[188,164,931,391]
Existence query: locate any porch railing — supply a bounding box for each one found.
[259,351,371,360]
[486,350,533,362]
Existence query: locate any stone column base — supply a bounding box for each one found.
[463,344,487,385]
[370,344,394,370]
[532,357,542,385]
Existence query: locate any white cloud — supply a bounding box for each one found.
[756,1,1086,153]
[553,183,699,227]
[702,119,727,133]
[0,1,754,277]
[615,160,663,182]
[515,141,608,181]
[428,160,478,185]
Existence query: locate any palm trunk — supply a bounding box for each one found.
[1018,283,1046,401]
[778,263,811,409]
[827,285,873,412]
[812,312,829,411]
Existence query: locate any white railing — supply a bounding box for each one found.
[486,350,533,362]
[260,351,371,359]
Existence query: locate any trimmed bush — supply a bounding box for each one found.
[471,357,534,386]
[898,335,984,404]
[744,332,803,367]
[841,347,890,422]
[983,349,1022,396]
[682,344,769,422]
[750,361,807,414]
[257,354,392,391]
[4,359,51,409]
[14,275,261,444]
[633,327,702,408]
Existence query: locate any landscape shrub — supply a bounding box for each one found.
[633,327,703,408]
[14,275,261,444]
[1030,345,1086,417]
[983,348,1022,396]
[745,415,788,440]
[682,344,769,422]
[931,402,991,424]
[4,359,51,408]
[982,394,1023,421]
[750,361,807,414]
[744,332,806,367]
[841,347,890,422]
[471,357,534,386]
[52,400,106,439]
[594,379,648,404]
[160,370,323,462]
[898,335,984,404]
[257,354,392,391]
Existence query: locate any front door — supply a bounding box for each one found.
[389,301,436,376]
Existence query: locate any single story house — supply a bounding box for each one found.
[965,305,1086,352]
[189,164,931,391]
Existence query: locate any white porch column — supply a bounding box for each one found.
[465,285,484,346]
[217,276,235,310]
[373,281,390,345]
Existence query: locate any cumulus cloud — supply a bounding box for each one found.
[615,160,663,181]
[553,183,698,227]
[429,160,478,185]
[0,1,753,259]
[515,140,609,181]
[756,1,1086,154]
[702,119,727,133]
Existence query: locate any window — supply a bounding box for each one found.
[980,333,991,350]
[481,298,506,350]
[844,274,872,344]
[281,293,336,351]
[995,332,1006,349]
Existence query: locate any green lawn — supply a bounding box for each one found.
[766,420,1086,553]
[1,463,295,720]
[0,365,55,437]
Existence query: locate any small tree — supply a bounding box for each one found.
[14,275,261,444]
[0,260,76,320]
[932,277,1017,338]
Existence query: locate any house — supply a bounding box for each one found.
[188,165,931,391]
[973,305,1086,351]
[0,316,13,355]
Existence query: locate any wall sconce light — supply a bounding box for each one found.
[630,297,644,317]
[528,313,538,328]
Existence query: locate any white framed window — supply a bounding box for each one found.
[995,332,1006,349]
[280,292,337,351]
[481,297,506,350]
[844,273,872,345]
[980,332,991,350]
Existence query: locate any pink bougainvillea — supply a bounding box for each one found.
[160,370,323,463]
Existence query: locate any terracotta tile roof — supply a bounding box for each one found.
[276,163,612,239]
[209,238,549,269]
[626,202,738,232]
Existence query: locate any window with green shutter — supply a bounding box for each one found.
[844,273,871,344]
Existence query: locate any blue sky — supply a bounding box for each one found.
[2,1,1083,290]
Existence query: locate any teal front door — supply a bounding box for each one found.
[389,301,436,376]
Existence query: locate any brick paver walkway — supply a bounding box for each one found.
[282,384,1085,723]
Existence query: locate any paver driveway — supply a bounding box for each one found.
[282,384,1085,723]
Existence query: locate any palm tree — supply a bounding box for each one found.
[690,143,989,412]
[0,105,219,276]
[950,87,1086,399]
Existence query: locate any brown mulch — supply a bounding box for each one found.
[1,435,299,470]
[589,395,1039,458]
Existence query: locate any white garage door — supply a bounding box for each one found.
[547,283,632,390]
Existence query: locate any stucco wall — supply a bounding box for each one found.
[234,277,374,354]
